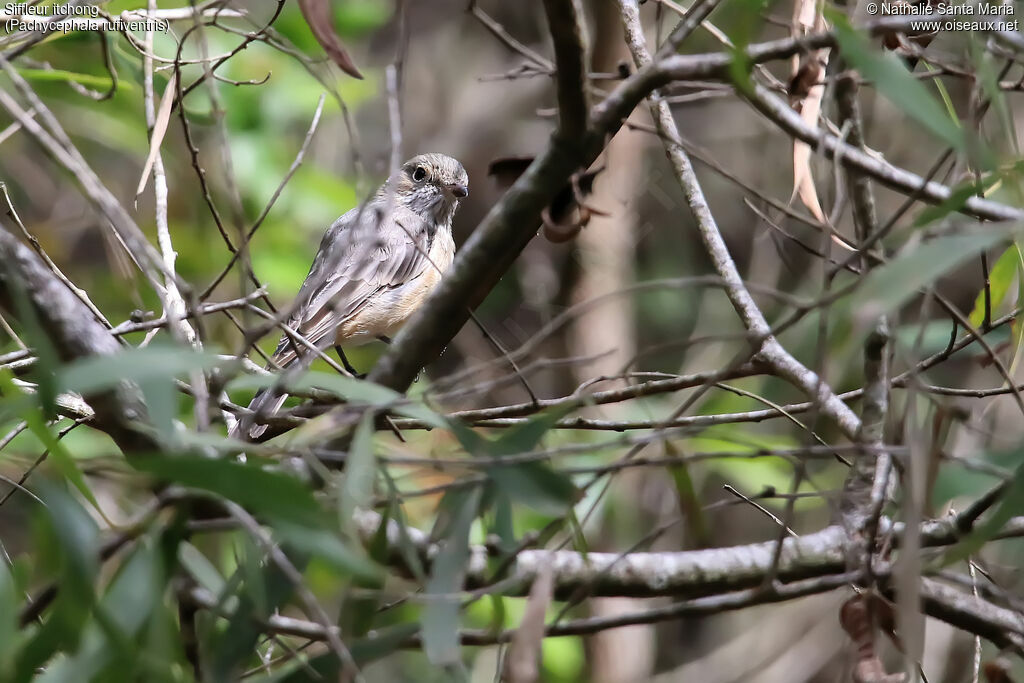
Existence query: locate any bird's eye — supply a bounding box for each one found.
[412,166,427,182]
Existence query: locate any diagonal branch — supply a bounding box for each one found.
[0,224,157,455]
[741,80,1024,222]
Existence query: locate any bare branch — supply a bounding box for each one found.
[542,0,589,142]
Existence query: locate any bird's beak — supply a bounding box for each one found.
[446,183,469,199]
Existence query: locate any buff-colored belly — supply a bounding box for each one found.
[337,232,455,345]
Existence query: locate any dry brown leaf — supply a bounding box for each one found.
[790,4,829,225]
[503,560,554,683]
[298,0,364,80]
[792,55,827,224]
[789,56,823,100]
[135,72,177,201]
[488,157,605,243]
[984,658,1016,683]
[795,0,817,32]
[840,593,906,683]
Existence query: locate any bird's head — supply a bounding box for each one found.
[390,153,469,225]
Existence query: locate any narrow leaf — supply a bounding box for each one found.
[135,72,177,199]
[58,345,226,396]
[968,244,1019,328]
[229,371,444,429]
[131,455,321,527]
[850,231,1011,328]
[340,411,376,529]
[832,17,966,153]
[297,0,364,79]
[421,488,481,666]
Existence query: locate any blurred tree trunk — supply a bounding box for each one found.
[579,3,653,682]
[568,5,638,386]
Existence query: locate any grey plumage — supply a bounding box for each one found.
[235,153,468,440]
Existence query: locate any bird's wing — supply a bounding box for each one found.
[271,202,435,366]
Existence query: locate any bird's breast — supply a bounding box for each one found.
[338,229,456,344]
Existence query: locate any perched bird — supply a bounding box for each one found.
[236,153,469,439]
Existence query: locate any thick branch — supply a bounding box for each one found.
[542,0,589,142]
[835,71,893,550]
[184,570,1024,654]
[0,224,155,454]
[352,510,1024,599]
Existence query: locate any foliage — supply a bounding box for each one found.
[1,0,1024,681]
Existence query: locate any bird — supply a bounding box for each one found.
[235,153,469,440]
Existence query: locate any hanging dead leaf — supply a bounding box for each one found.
[983,658,1016,683]
[789,6,830,227]
[135,72,177,201]
[840,593,906,683]
[788,55,824,100]
[297,0,364,80]
[879,0,938,67]
[792,61,828,225]
[488,157,605,243]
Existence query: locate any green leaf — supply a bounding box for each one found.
[1009,246,1024,376]
[38,540,160,682]
[486,461,578,516]
[421,487,481,667]
[178,542,226,596]
[0,371,110,523]
[0,546,20,676]
[229,370,444,428]
[273,522,380,582]
[17,67,130,92]
[491,406,574,456]
[968,244,1019,328]
[940,453,1024,566]
[914,173,1004,227]
[138,374,177,439]
[849,231,1011,329]
[58,345,226,396]
[237,533,269,617]
[492,493,517,553]
[15,481,100,678]
[131,455,321,527]
[831,16,967,154]
[262,623,421,682]
[381,471,426,582]
[339,411,376,530]
[448,408,581,515]
[339,506,389,640]
[5,268,61,417]
[666,441,711,548]
[208,556,299,681]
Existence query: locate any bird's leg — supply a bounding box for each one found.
[334,345,365,378]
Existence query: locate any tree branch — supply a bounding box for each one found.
[542,0,589,143]
[0,224,156,455]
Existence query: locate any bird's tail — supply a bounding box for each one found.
[231,387,288,441]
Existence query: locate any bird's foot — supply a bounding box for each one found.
[334,345,364,378]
